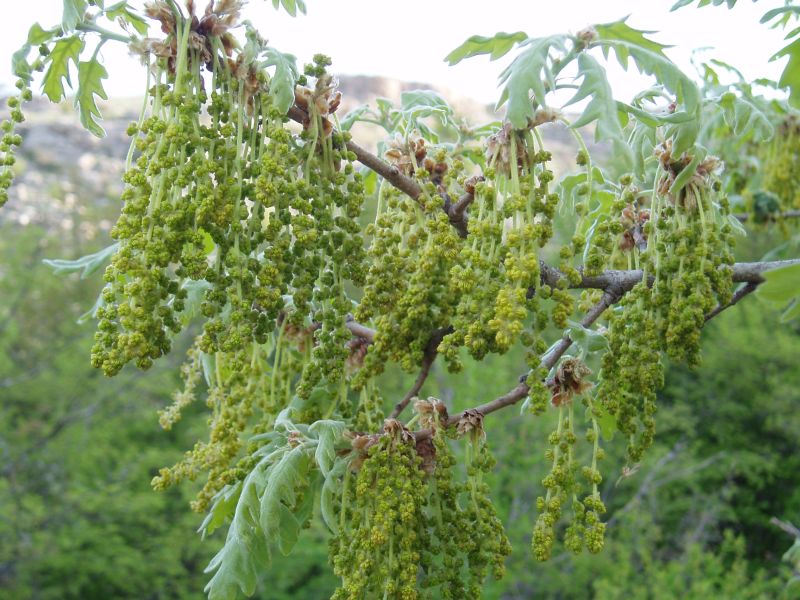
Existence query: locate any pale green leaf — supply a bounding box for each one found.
[63,0,88,32]
[42,36,85,103]
[760,6,800,26]
[200,351,216,387]
[594,19,701,149]
[771,38,800,107]
[566,54,632,169]
[12,23,62,82]
[178,279,213,325]
[320,459,347,533]
[271,0,305,17]
[309,419,346,477]
[591,404,617,441]
[42,242,118,278]
[204,463,270,600]
[339,104,370,131]
[78,284,108,324]
[567,319,609,354]
[75,58,108,137]
[258,446,309,539]
[593,18,671,57]
[497,35,568,128]
[444,31,528,65]
[669,152,702,196]
[105,1,149,35]
[718,91,774,141]
[262,47,298,114]
[199,481,243,538]
[757,263,800,304]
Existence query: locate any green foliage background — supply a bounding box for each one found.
[0,152,798,598]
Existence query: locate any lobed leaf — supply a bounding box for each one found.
[771,38,800,108]
[262,47,299,114]
[105,1,149,35]
[566,54,633,169]
[42,36,85,103]
[320,459,347,533]
[271,0,307,17]
[199,481,243,538]
[75,58,109,137]
[717,91,774,141]
[594,19,701,154]
[309,419,346,477]
[62,0,88,32]
[756,263,800,322]
[593,18,671,57]
[42,242,119,278]
[497,35,568,128]
[444,31,528,66]
[670,0,738,10]
[12,23,62,82]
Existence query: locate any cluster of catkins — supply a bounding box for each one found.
[533,358,606,560]
[88,5,373,510]
[592,145,734,463]
[93,11,365,387]
[0,53,41,207]
[330,402,510,599]
[761,115,800,212]
[355,137,463,379]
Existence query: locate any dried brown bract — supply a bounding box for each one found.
[550,357,593,407]
[456,409,485,438]
[385,133,426,176]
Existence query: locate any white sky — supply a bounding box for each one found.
[0,0,789,105]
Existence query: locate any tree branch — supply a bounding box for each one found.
[287,105,422,201]
[704,281,759,323]
[541,259,800,293]
[734,209,800,222]
[414,258,800,438]
[441,286,621,429]
[344,319,376,343]
[389,327,451,419]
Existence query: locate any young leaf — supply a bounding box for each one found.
[756,262,800,322]
[309,419,346,477]
[497,35,568,128]
[565,54,633,169]
[105,1,149,35]
[13,23,62,82]
[262,47,299,114]
[339,104,370,131]
[669,152,702,196]
[258,446,310,541]
[42,242,119,278]
[198,481,243,538]
[444,31,528,66]
[760,6,800,27]
[178,279,213,325]
[62,0,88,32]
[718,91,774,141]
[594,19,702,151]
[75,58,109,137]
[320,459,347,533]
[277,470,319,556]
[78,284,108,324]
[567,319,609,354]
[271,0,306,17]
[204,463,270,600]
[42,36,85,103]
[771,38,800,107]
